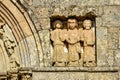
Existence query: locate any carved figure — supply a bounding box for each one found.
[66,18,81,66]
[51,20,67,66]
[3,36,20,69]
[81,19,96,66]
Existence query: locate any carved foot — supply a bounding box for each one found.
[68,61,79,67]
[83,61,96,67]
[89,61,96,67]
[54,62,65,67]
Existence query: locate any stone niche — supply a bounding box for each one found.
[50,12,96,67]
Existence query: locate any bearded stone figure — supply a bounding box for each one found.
[66,18,81,66]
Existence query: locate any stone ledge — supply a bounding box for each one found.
[32,67,120,72]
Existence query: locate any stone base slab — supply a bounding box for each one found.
[32,67,120,80]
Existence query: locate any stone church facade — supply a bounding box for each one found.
[0,0,120,80]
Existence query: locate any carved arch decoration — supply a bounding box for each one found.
[0,0,42,72]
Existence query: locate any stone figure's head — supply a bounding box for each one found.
[67,18,78,30]
[83,19,92,30]
[53,20,63,29]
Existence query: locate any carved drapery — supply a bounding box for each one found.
[0,20,21,80]
[0,20,20,71]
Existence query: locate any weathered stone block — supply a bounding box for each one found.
[25,35,40,67]
[109,0,120,5]
[19,35,40,67]
[118,70,120,80]
[107,50,114,67]
[38,18,50,30]
[35,8,49,18]
[52,7,62,16]
[38,30,51,66]
[97,0,109,5]
[59,0,109,6]
[33,33,44,67]
[114,50,120,66]
[108,27,119,49]
[96,17,103,27]
[32,17,42,31]
[19,40,29,67]
[32,0,41,7]
[119,30,120,48]
[87,72,118,80]
[102,6,120,27]
[96,27,108,66]
[33,72,85,80]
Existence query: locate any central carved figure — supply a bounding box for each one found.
[66,18,81,66]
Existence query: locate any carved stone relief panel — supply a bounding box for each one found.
[0,19,20,70]
[50,15,96,67]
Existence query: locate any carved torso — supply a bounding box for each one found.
[51,29,65,45]
[51,28,67,63]
[66,28,80,44]
[82,28,95,46]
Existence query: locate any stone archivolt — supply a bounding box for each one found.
[0,0,35,80]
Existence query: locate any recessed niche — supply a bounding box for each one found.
[50,12,97,67]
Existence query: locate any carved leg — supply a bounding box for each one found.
[79,53,83,66]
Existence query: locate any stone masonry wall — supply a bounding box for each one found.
[18,0,120,80]
[20,0,120,67]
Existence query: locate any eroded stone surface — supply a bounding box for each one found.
[38,18,50,30]
[38,30,51,67]
[1,0,120,80]
[102,6,120,27]
[96,27,108,66]
[87,72,117,80]
[33,72,85,80]
[108,27,119,49]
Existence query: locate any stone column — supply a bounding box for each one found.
[8,70,18,80]
[19,67,32,80]
[0,72,7,80]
